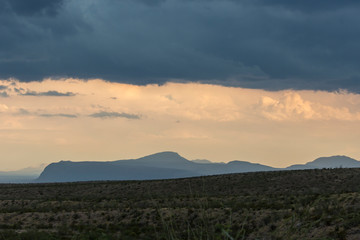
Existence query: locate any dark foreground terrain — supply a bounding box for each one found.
[1,168,360,239]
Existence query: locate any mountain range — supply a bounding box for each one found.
[32,152,360,183]
[1,152,359,183]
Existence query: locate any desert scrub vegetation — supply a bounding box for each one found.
[1,168,360,239]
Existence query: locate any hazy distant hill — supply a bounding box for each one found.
[286,155,360,170]
[0,165,45,183]
[37,160,197,183]
[0,175,37,183]
[191,159,216,164]
[4,153,360,183]
[36,152,275,182]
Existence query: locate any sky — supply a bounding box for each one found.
[0,0,360,170]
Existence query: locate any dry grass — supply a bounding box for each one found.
[0,168,360,239]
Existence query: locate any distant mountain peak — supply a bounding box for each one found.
[59,160,72,163]
[136,151,188,163]
[308,155,359,167]
[312,155,355,161]
[33,152,360,183]
[286,155,360,170]
[228,160,251,164]
[191,159,213,164]
[145,151,181,158]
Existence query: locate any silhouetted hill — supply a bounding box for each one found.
[112,151,194,169]
[36,152,275,182]
[309,155,360,168]
[227,160,276,172]
[29,153,360,183]
[37,160,197,183]
[286,155,360,170]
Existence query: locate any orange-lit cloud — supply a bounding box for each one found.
[258,92,360,121]
[0,78,360,170]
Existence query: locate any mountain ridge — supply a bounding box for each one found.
[285,155,360,170]
[34,152,360,183]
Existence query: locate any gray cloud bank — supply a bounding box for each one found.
[0,0,360,92]
[89,111,141,119]
[38,113,77,118]
[0,92,8,97]
[13,108,77,118]
[20,90,76,97]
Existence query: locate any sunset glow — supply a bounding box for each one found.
[1,78,359,170]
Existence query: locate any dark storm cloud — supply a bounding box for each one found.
[20,90,76,96]
[6,0,64,16]
[252,0,360,12]
[134,0,166,7]
[89,111,141,119]
[1,0,360,92]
